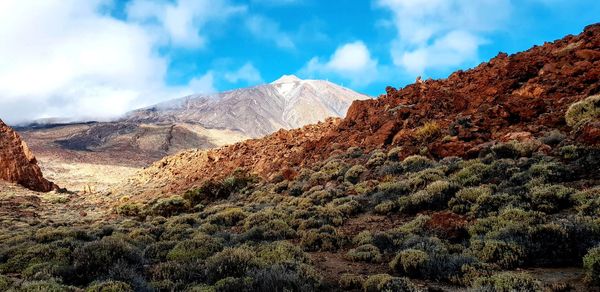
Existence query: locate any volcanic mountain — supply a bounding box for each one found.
[18,76,369,165]
[117,23,600,202]
[125,75,370,137]
[0,119,55,192]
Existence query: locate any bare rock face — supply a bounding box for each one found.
[0,119,56,192]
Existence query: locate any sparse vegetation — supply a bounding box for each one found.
[565,94,600,128]
[1,139,599,291]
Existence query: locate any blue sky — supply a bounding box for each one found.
[0,0,598,123]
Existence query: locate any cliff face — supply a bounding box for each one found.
[0,119,56,192]
[117,24,600,202]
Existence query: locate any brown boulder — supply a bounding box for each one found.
[0,119,56,192]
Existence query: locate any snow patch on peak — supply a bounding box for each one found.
[271,75,302,84]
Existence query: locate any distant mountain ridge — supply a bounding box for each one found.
[125,75,370,137]
[19,76,370,165]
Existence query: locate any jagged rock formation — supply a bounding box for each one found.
[125,75,370,137]
[0,119,56,192]
[115,24,600,202]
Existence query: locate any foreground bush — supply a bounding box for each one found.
[565,94,600,127]
[584,247,600,285]
[363,274,417,292]
[471,272,541,291]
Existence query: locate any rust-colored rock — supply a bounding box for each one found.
[0,119,56,192]
[116,23,600,202]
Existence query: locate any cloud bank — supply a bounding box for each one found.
[0,0,242,124]
[376,0,511,75]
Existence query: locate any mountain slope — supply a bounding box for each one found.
[117,23,600,202]
[19,77,368,165]
[125,75,370,137]
[0,119,56,191]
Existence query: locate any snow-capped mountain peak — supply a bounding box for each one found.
[271,74,302,84]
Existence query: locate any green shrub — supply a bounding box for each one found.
[167,237,223,262]
[345,165,367,183]
[402,155,435,173]
[241,219,296,241]
[255,241,309,265]
[540,130,566,146]
[149,196,190,217]
[184,169,257,205]
[448,186,492,214]
[451,162,491,186]
[18,280,79,292]
[300,226,343,252]
[469,240,524,269]
[528,184,575,213]
[363,274,417,292]
[213,277,253,291]
[339,273,364,290]
[367,150,387,167]
[584,247,600,285]
[116,204,143,217]
[73,237,143,284]
[205,247,262,283]
[353,231,374,246]
[565,94,600,127]
[389,249,428,277]
[250,262,322,292]
[414,121,441,142]
[397,180,458,214]
[387,147,403,161]
[86,280,133,292]
[528,161,571,183]
[208,208,248,226]
[148,260,203,286]
[0,275,12,290]
[346,244,382,263]
[572,187,600,216]
[471,272,541,292]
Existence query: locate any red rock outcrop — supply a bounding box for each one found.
[118,23,600,202]
[0,119,56,192]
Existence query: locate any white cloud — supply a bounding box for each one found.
[301,41,379,87]
[376,0,511,75]
[0,0,232,124]
[251,0,303,6]
[127,0,246,49]
[188,72,218,94]
[224,63,264,84]
[245,15,295,50]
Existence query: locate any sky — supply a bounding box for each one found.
[0,0,598,124]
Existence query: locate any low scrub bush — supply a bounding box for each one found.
[389,249,428,277]
[149,196,190,217]
[339,274,364,290]
[167,236,223,262]
[565,94,600,128]
[300,226,343,252]
[346,244,382,263]
[73,237,144,285]
[402,155,435,173]
[584,246,600,285]
[86,280,133,292]
[345,165,367,184]
[528,184,575,213]
[363,274,417,292]
[471,272,541,292]
[205,247,262,283]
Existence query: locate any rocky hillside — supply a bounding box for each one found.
[117,23,600,202]
[126,75,369,138]
[0,119,56,192]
